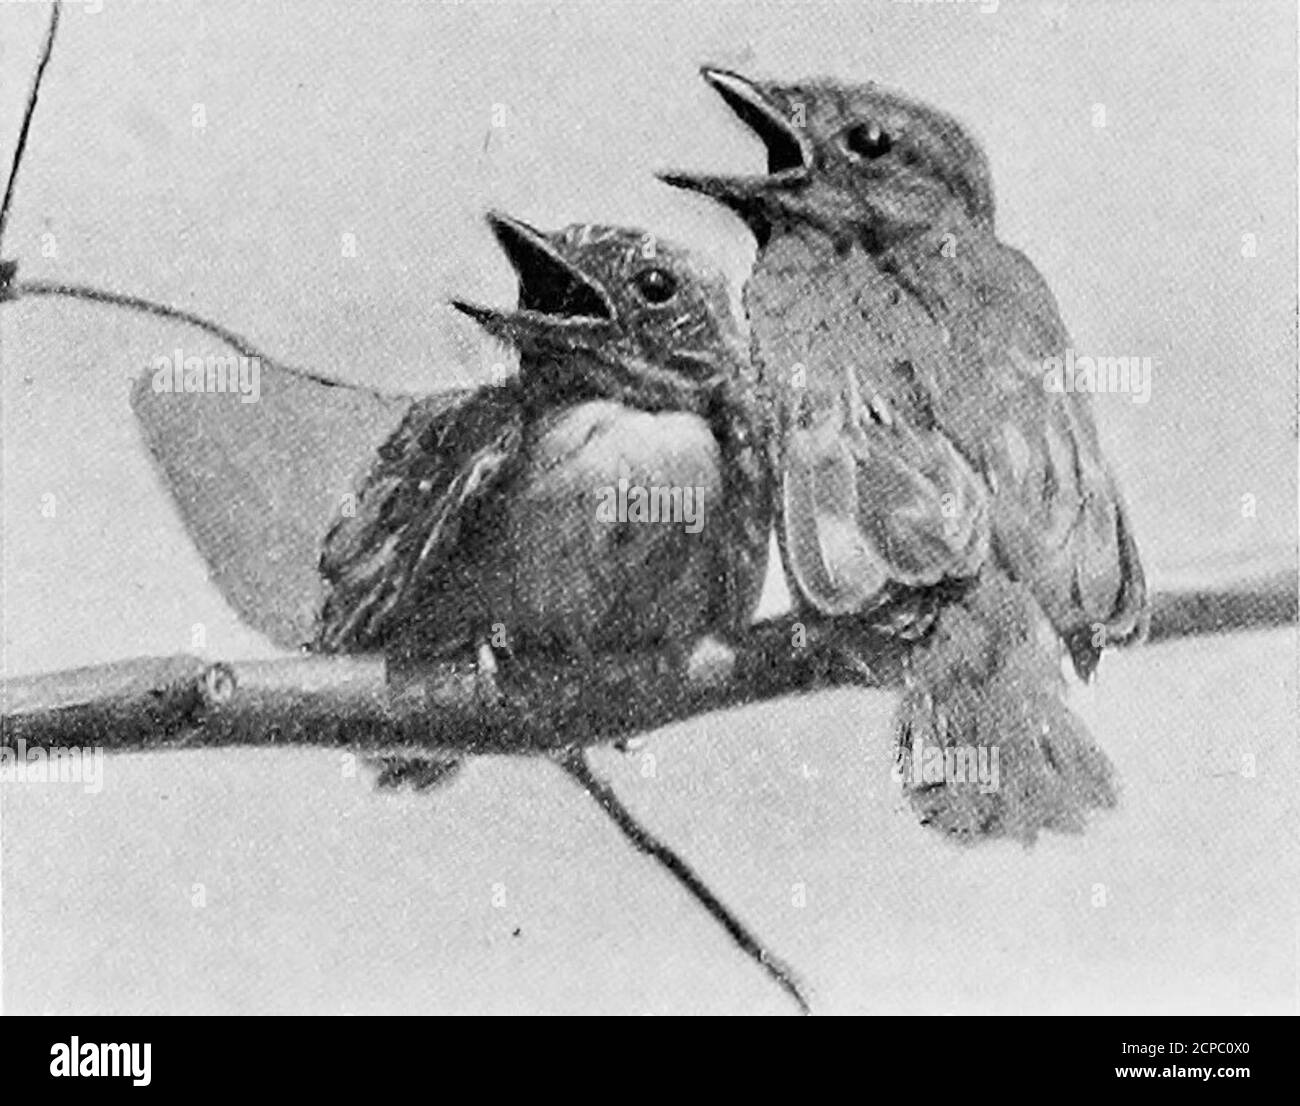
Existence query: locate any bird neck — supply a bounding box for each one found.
[518,350,715,418]
[775,196,991,260]
[517,353,599,409]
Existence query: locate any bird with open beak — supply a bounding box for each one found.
[316,213,767,671]
[662,70,1148,841]
[313,213,808,1010]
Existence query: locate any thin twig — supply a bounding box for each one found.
[5,280,334,385]
[554,746,811,1015]
[0,0,60,249]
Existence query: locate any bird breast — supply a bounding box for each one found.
[502,401,727,656]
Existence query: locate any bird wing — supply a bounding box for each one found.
[703,382,772,634]
[917,242,1148,675]
[315,384,525,654]
[131,361,412,650]
[780,369,991,617]
[748,236,991,619]
[750,233,1146,672]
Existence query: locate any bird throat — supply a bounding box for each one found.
[518,349,714,420]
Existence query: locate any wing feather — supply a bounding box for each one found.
[315,384,524,653]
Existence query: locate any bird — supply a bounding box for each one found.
[133,211,806,1011]
[316,213,768,683]
[131,215,769,746]
[661,69,1148,842]
[313,213,811,1011]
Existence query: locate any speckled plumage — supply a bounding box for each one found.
[666,71,1148,839]
[314,219,767,786]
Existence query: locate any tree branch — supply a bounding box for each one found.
[3,554,1293,755]
[0,619,873,755]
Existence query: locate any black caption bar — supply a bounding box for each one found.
[1,1015,1292,1094]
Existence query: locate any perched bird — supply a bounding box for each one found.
[135,213,769,774]
[663,70,1148,841]
[134,213,805,1011]
[317,215,807,1010]
[314,214,768,783]
[316,213,768,677]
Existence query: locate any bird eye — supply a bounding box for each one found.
[632,267,678,305]
[844,122,892,160]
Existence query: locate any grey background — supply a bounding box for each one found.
[2,0,1296,1013]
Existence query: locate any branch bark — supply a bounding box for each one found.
[3,554,1294,756]
[0,619,882,756]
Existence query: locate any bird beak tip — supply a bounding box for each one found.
[449,299,491,325]
[484,210,549,254]
[698,64,752,91]
[657,169,726,198]
[657,169,760,211]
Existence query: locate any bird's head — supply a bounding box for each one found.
[660,68,995,247]
[452,213,745,413]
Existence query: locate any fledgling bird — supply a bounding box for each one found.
[314,215,808,1011]
[315,214,769,774]
[663,70,1148,841]
[133,212,804,1010]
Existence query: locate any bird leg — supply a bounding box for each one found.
[370,636,504,791]
[473,639,507,707]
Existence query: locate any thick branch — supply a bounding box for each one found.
[2,556,1294,756]
[1145,558,1296,644]
[0,619,883,756]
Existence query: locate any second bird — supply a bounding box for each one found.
[664,70,1148,841]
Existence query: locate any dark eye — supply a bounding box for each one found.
[844,122,892,160]
[632,267,678,305]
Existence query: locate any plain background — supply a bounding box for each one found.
[1,0,1296,1013]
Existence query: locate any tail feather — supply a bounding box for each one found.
[895,569,1116,843]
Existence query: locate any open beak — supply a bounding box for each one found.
[451,211,617,356]
[658,66,811,213]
